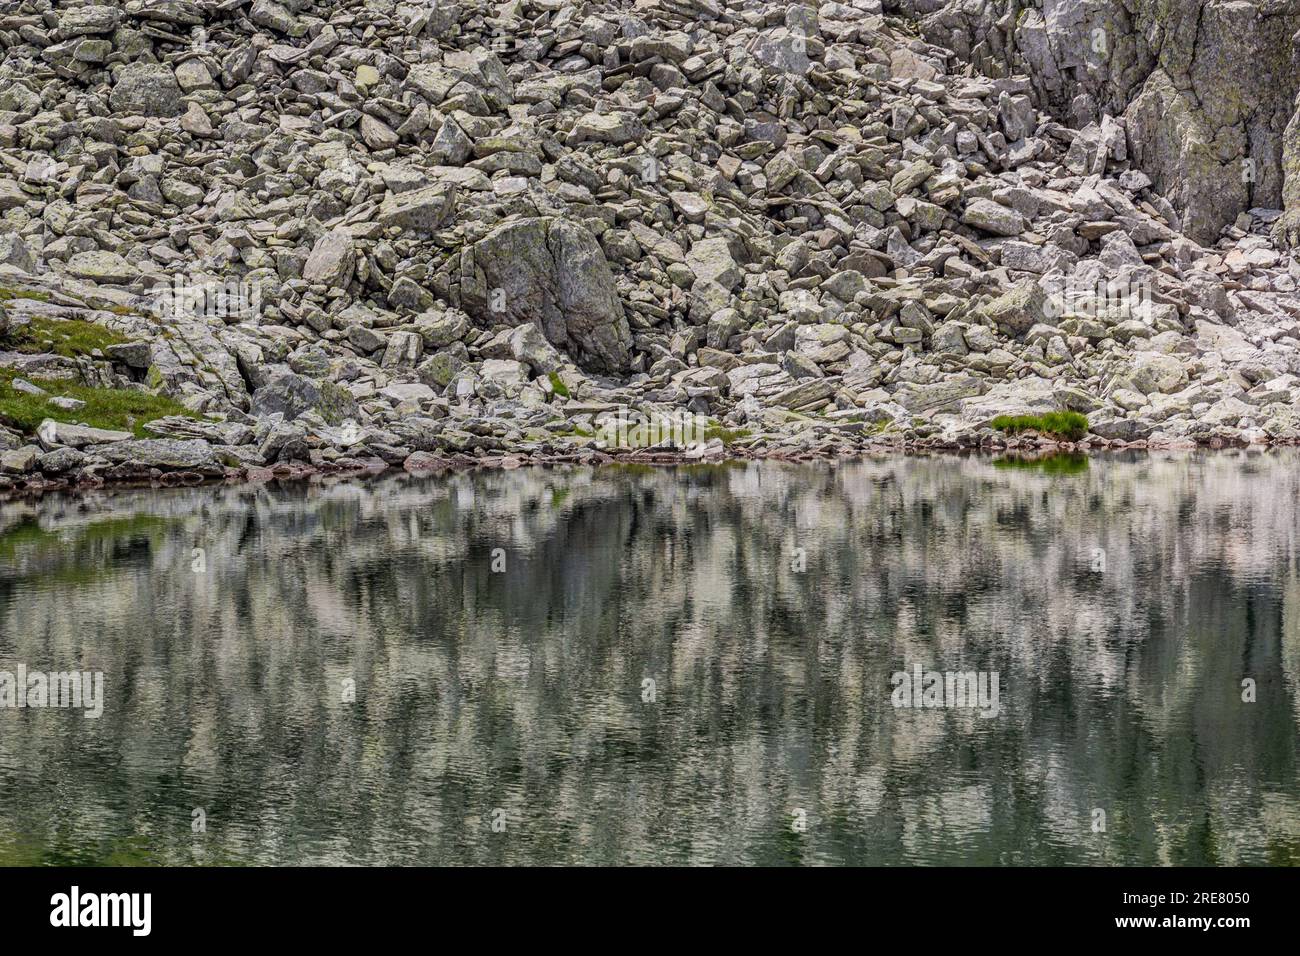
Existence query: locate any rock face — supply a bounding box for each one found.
[893,0,1300,244]
[459,218,633,373]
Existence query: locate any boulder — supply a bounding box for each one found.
[460,217,632,372]
[377,183,458,233]
[980,281,1047,337]
[303,230,356,287]
[961,199,1026,237]
[108,63,183,117]
[250,373,358,425]
[89,438,220,470]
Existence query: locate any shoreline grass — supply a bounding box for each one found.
[991,411,1089,441]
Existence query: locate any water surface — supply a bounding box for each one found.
[1,452,1298,865]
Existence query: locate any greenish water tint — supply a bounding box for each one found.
[1,451,1299,866]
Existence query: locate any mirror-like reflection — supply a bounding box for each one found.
[1,451,1298,865]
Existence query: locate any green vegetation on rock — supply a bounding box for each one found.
[703,424,752,445]
[991,412,1089,441]
[547,371,571,398]
[0,287,53,304]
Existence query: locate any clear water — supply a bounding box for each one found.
[1,452,1298,865]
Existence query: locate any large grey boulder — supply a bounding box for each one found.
[250,373,358,425]
[569,112,645,145]
[303,230,356,287]
[980,280,1047,337]
[377,183,457,233]
[0,233,35,272]
[108,63,183,117]
[459,217,633,373]
[57,5,123,37]
[961,199,1026,237]
[748,28,813,75]
[66,250,139,284]
[0,445,39,474]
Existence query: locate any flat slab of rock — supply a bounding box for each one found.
[66,251,138,284]
[39,420,132,448]
[892,376,988,412]
[379,382,436,403]
[88,438,219,470]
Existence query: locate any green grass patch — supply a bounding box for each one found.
[991,411,1089,441]
[993,452,1089,475]
[0,287,53,304]
[547,371,571,398]
[0,369,194,437]
[2,316,128,358]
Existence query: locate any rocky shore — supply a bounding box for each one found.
[5,0,1300,495]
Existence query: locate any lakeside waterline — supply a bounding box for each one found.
[1,452,1298,865]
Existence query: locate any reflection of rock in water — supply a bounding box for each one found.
[0,452,1298,865]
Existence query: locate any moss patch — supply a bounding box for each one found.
[703,424,752,445]
[316,381,356,426]
[991,411,1089,441]
[0,287,53,304]
[0,369,194,437]
[547,371,571,398]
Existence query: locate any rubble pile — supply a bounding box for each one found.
[4,0,1300,490]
